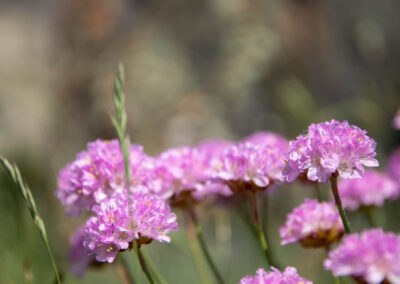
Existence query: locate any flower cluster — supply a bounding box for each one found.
[280,199,344,247]
[83,191,178,263]
[56,139,151,216]
[283,120,379,183]
[239,267,312,284]
[338,170,399,210]
[324,229,400,284]
[388,148,400,184]
[215,132,288,192]
[68,226,95,277]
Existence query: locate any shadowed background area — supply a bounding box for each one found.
[1,0,400,283]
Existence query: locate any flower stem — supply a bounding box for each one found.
[141,250,168,284]
[137,246,155,284]
[249,191,274,268]
[330,174,351,234]
[187,208,225,284]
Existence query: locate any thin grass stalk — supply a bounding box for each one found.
[329,174,351,233]
[249,191,274,268]
[0,156,61,284]
[187,207,225,284]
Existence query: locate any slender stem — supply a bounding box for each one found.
[186,221,211,284]
[330,175,351,234]
[133,240,142,284]
[44,240,61,284]
[141,250,168,284]
[365,208,377,228]
[314,183,322,202]
[137,247,155,284]
[187,208,225,284]
[249,192,273,268]
[116,256,136,284]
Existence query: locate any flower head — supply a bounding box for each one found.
[56,139,151,215]
[216,132,288,192]
[239,267,312,284]
[388,148,400,184]
[324,229,400,284]
[83,191,178,263]
[283,120,378,183]
[338,170,399,211]
[280,199,344,247]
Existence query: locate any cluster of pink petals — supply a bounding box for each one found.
[387,148,400,184]
[280,199,344,247]
[283,120,379,183]
[56,139,151,215]
[215,132,288,192]
[83,191,178,263]
[148,140,233,201]
[324,229,400,284]
[239,267,312,284]
[393,108,400,130]
[338,170,400,211]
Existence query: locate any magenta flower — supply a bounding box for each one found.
[56,139,151,215]
[324,229,400,284]
[338,170,399,211]
[83,191,178,263]
[280,199,344,247]
[68,226,96,277]
[216,132,288,192]
[388,148,400,184]
[393,108,400,130]
[239,267,312,284]
[283,120,379,183]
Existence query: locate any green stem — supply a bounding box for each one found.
[44,240,61,284]
[330,175,351,234]
[141,250,168,284]
[133,240,142,284]
[137,246,155,284]
[188,208,225,284]
[249,192,273,268]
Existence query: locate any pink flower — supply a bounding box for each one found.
[56,139,151,215]
[280,199,344,247]
[83,191,178,263]
[338,170,399,210]
[283,120,379,183]
[216,132,288,192]
[324,229,400,284]
[68,226,96,277]
[239,267,312,284]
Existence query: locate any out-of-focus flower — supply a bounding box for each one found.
[239,267,312,284]
[216,132,288,192]
[393,108,400,130]
[338,170,399,211]
[283,120,378,183]
[83,191,178,263]
[324,229,400,284]
[68,226,96,277]
[280,199,344,247]
[388,148,400,184]
[56,139,151,215]
[149,141,233,203]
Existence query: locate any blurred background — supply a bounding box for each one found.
[1,0,400,283]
